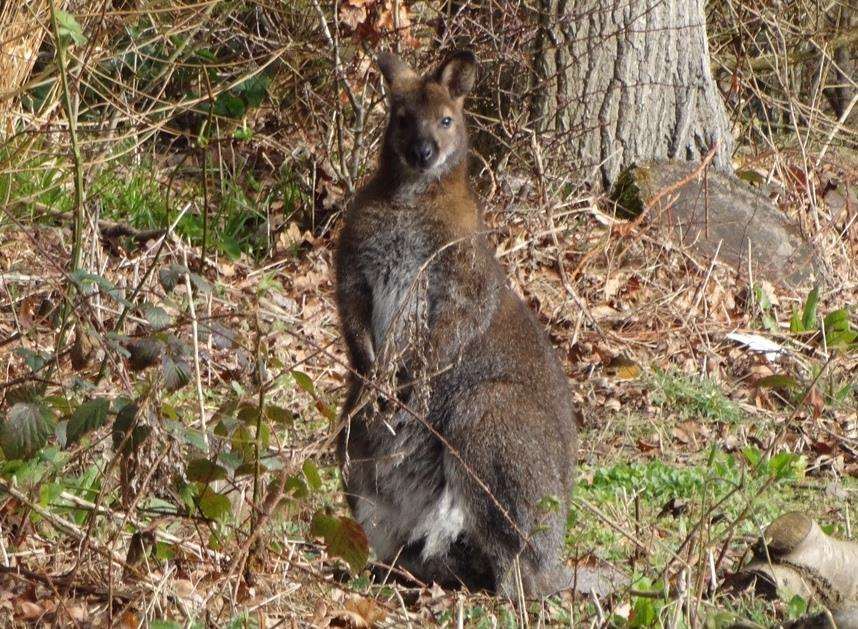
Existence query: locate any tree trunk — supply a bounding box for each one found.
[531,0,734,189]
[0,0,55,137]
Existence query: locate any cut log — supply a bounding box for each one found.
[733,512,858,626]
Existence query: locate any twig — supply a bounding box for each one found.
[0,478,153,586]
[183,246,209,453]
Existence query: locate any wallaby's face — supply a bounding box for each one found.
[378,51,477,177]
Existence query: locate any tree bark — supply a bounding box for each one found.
[0,0,54,137]
[531,0,734,189]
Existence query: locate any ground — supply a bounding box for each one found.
[0,1,856,624]
[0,136,855,627]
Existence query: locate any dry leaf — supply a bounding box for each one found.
[605,355,641,380]
[66,604,88,622]
[17,600,43,620]
[808,386,824,419]
[339,596,386,627]
[340,4,368,30]
[172,578,196,600]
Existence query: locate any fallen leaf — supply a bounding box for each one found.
[807,386,824,419]
[17,600,43,620]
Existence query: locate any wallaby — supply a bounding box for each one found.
[334,50,578,598]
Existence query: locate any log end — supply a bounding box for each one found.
[765,512,814,557]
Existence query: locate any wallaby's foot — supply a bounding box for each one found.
[565,562,629,598]
[496,561,627,600]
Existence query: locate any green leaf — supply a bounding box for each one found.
[237,403,260,424]
[285,474,308,498]
[189,273,212,295]
[155,541,177,561]
[787,594,808,619]
[56,10,87,46]
[756,374,801,390]
[236,74,269,107]
[736,169,765,186]
[112,403,150,453]
[141,304,172,330]
[292,371,314,394]
[187,458,228,484]
[127,338,163,371]
[66,397,110,444]
[309,511,369,573]
[265,405,294,425]
[826,329,857,349]
[302,460,322,491]
[801,287,819,331]
[789,309,805,333]
[768,452,805,480]
[5,385,46,405]
[162,355,191,392]
[214,93,246,118]
[218,450,244,472]
[158,264,189,291]
[233,126,253,141]
[70,270,129,306]
[257,422,270,450]
[198,489,231,521]
[16,348,48,372]
[1,402,56,459]
[44,395,73,415]
[753,284,772,311]
[630,596,658,628]
[761,313,778,334]
[221,236,242,260]
[834,383,853,403]
[823,308,850,333]
[230,424,254,461]
[39,482,63,506]
[742,446,762,469]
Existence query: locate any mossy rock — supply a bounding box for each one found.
[612,161,818,288]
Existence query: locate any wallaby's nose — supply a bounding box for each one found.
[410,140,435,168]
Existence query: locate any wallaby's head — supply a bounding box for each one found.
[377,50,477,178]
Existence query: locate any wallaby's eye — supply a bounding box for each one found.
[440,116,453,128]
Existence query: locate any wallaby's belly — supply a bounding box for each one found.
[349,407,467,564]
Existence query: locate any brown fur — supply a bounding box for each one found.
[334,50,578,597]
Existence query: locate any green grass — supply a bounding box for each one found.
[2,145,308,261]
[649,369,743,424]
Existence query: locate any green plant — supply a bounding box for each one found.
[650,370,744,424]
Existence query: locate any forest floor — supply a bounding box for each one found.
[1,130,856,628]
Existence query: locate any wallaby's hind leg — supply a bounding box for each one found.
[448,398,575,599]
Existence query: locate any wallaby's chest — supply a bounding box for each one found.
[357,210,438,352]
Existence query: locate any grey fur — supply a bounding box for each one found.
[335,51,578,598]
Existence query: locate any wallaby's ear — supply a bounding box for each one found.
[434,50,477,99]
[376,51,416,93]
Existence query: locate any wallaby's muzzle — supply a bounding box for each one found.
[407,138,436,170]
